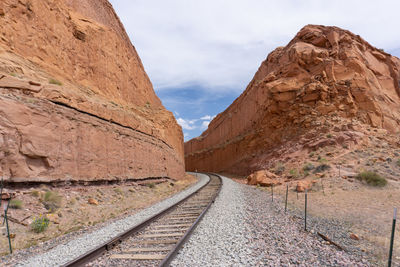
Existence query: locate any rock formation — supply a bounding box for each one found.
[0,0,185,182]
[185,25,400,176]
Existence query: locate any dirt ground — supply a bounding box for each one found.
[0,175,196,256]
[228,173,400,264]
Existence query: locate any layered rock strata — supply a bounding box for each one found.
[185,25,400,175]
[0,0,184,182]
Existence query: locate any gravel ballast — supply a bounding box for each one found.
[15,173,209,267]
[171,175,370,266]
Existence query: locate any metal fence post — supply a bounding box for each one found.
[4,199,12,254]
[0,177,3,207]
[388,207,397,267]
[305,189,308,231]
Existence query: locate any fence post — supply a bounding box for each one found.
[304,189,308,231]
[4,199,12,254]
[285,185,288,213]
[0,177,3,207]
[388,207,397,267]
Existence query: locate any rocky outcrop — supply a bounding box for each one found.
[0,0,184,182]
[185,25,400,176]
[246,170,282,187]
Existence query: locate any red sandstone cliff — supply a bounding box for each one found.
[185,25,400,175]
[0,0,185,182]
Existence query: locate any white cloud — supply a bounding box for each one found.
[177,118,197,130]
[110,0,400,93]
[176,114,215,132]
[200,115,212,120]
[201,120,210,130]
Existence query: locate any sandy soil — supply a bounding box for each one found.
[0,175,196,256]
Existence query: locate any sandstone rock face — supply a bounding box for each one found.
[185,25,400,175]
[0,0,184,182]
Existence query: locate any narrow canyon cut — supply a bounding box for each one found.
[185,25,400,175]
[0,0,185,182]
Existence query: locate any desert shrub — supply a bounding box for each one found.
[31,190,40,197]
[318,156,328,163]
[147,183,155,189]
[49,78,62,86]
[274,162,285,174]
[314,164,331,173]
[289,169,299,178]
[303,163,314,172]
[9,199,23,209]
[397,159,400,167]
[31,215,50,233]
[43,191,62,212]
[356,171,387,187]
[326,133,332,138]
[114,188,123,194]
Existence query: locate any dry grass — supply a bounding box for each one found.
[0,175,197,255]
[356,171,387,187]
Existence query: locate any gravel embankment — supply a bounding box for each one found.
[171,176,370,266]
[14,173,209,267]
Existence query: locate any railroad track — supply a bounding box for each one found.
[64,173,222,267]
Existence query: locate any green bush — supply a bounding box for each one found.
[147,183,155,189]
[31,190,40,197]
[303,163,314,172]
[314,164,331,173]
[318,157,328,163]
[9,199,23,209]
[49,78,62,86]
[43,191,62,212]
[274,162,285,174]
[289,169,299,178]
[356,171,387,187]
[113,188,123,195]
[31,215,50,233]
[397,159,400,167]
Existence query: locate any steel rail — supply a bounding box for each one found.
[159,173,222,266]
[63,173,222,267]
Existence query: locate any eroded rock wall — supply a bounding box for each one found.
[185,25,400,175]
[0,0,185,182]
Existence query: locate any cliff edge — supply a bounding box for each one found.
[185,25,400,175]
[0,0,185,182]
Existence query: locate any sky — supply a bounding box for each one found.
[109,0,400,141]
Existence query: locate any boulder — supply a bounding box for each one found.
[247,170,281,187]
[296,180,317,192]
[350,233,360,240]
[87,198,99,205]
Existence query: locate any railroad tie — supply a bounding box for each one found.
[153,223,192,228]
[139,233,184,238]
[135,239,179,245]
[126,247,172,252]
[110,254,166,260]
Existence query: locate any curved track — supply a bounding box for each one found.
[63,173,222,267]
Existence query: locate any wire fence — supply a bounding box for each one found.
[267,178,400,266]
